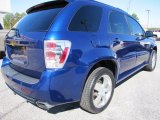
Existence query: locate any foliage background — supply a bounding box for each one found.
[3,13,25,29]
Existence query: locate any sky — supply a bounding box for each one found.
[11,0,160,28]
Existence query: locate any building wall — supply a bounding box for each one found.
[0,0,11,28]
[0,0,11,12]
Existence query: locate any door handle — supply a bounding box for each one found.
[113,38,121,44]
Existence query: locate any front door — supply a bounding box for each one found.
[108,11,137,75]
[126,16,150,66]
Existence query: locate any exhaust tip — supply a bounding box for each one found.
[36,102,48,110]
[36,101,53,110]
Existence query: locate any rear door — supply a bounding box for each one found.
[108,11,137,74]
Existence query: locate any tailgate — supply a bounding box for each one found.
[6,32,46,78]
[4,4,67,79]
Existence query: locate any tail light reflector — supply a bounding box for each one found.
[44,40,71,69]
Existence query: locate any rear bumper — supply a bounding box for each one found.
[2,65,39,84]
[1,58,89,108]
[5,83,54,110]
[1,65,55,109]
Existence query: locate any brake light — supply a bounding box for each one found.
[44,40,71,69]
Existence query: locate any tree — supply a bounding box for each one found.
[3,12,26,29]
[14,13,26,24]
[3,13,14,29]
[131,13,139,21]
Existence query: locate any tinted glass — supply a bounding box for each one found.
[109,11,130,34]
[14,8,62,32]
[69,6,102,32]
[127,16,144,36]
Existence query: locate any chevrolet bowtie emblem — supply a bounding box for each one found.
[10,40,16,46]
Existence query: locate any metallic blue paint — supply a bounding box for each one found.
[1,0,157,108]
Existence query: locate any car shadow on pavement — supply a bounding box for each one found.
[47,102,80,114]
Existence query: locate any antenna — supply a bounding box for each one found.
[146,9,150,29]
[127,0,132,13]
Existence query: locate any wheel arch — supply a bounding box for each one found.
[88,59,118,79]
[153,46,157,52]
[80,58,119,102]
[83,58,119,89]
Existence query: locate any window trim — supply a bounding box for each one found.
[68,5,103,33]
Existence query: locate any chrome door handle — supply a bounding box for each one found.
[113,38,121,44]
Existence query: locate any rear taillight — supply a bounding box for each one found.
[44,40,71,69]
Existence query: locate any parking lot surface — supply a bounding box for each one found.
[0,43,160,120]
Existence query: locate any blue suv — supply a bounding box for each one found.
[1,0,157,113]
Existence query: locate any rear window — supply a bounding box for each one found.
[14,8,62,32]
[69,6,102,32]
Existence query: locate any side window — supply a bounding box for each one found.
[68,6,102,32]
[127,16,144,36]
[109,11,130,35]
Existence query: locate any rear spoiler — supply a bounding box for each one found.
[26,0,69,14]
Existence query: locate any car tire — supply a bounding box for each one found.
[80,67,115,114]
[0,52,5,59]
[0,52,3,59]
[145,50,157,71]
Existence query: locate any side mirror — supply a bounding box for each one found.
[145,31,154,37]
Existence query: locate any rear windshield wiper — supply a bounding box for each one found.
[81,20,89,32]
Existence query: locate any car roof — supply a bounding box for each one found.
[69,0,129,15]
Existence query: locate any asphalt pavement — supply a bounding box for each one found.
[0,43,160,120]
